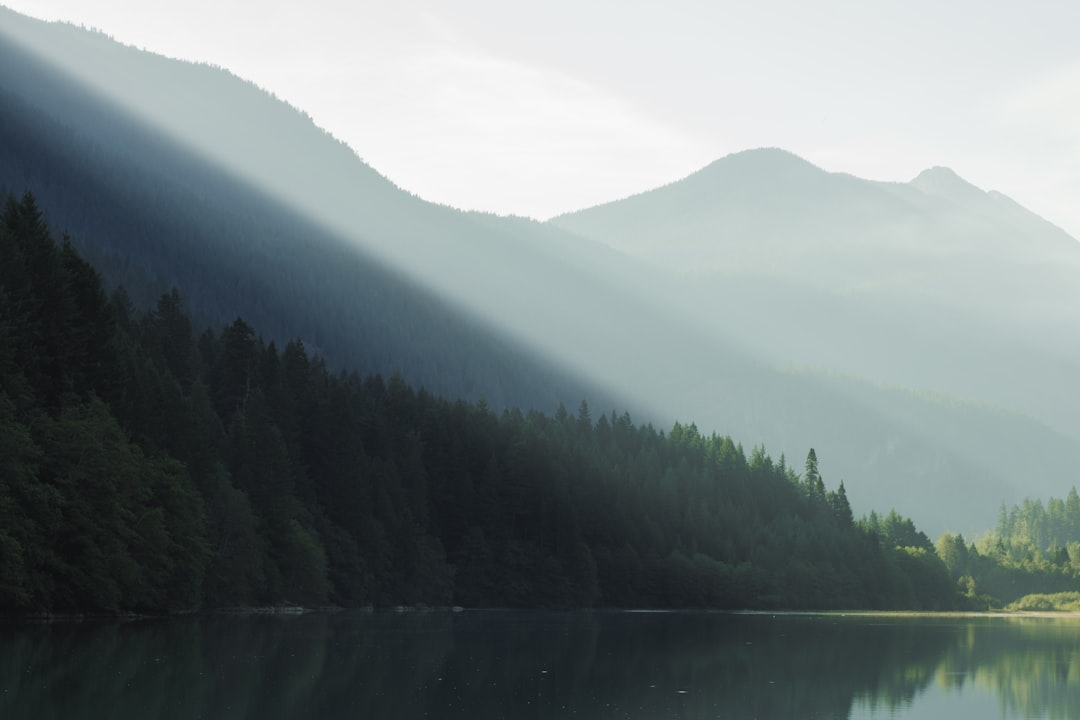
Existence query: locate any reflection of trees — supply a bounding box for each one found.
[417,612,958,719]
[5,613,1079,719]
[0,619,212,720]
[0,613,456,720]
[0,613,954,720]
[934,618,1080,719]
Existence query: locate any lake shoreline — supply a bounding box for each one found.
[8,605,1080,624]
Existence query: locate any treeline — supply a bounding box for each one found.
[0,192,962,612]
[993,490,1080,559]
[930,490,1080,607]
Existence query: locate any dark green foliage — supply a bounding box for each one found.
[0,195,964,612]
[828,481,854,528]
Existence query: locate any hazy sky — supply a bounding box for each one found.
[6,1,1080,238]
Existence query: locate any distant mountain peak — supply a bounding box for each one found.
[909,166,986,204]
[652,147,829,201]
[701,147,824,177]
[913,165,963,181]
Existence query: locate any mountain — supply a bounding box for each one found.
[2,9,1079,535]
[0,6,777,426]
[0,7,625,415]
[552,148,1080,273]
[551,148,1080,440]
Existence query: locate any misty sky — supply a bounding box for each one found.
[5,0,1080,239]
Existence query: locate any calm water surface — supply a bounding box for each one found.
[2,610,1078,719]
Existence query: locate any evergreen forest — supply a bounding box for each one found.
[5,9,1080,538]
[1,191,1077,614]
[929,490,1080,609]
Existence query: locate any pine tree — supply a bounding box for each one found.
[804,448,825,502]
[829,481,854,528]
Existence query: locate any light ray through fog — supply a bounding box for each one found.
[0,13,683,428]
[5,6,1080,537]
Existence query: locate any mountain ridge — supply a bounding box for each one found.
[553,147,1078,264]
[550,145,1080,501]
[3,6,1080,535]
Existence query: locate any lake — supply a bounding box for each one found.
[2,610,1078,719]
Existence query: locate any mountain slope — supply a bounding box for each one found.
[0,8,624,414]
[551,148,1080,438]
[3,9,1079,534]
[1,199,967,612]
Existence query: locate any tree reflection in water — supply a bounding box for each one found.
[1,612,1077,719]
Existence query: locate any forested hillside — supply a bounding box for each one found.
[551,149,1080,531]
[1,192,969,613]
[5,10,1080,537]
[5,11,1080,538]
[0,8,610,416]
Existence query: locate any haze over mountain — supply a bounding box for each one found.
[2,7,1079,535]
[555,149,1079,274]
[553,149,1080,436]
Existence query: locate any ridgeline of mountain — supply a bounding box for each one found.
[0,7,621,415]
[552,147,1080,449]
[553,148,1080,274]
[3,8,1080,535]
[909,166,988,204]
